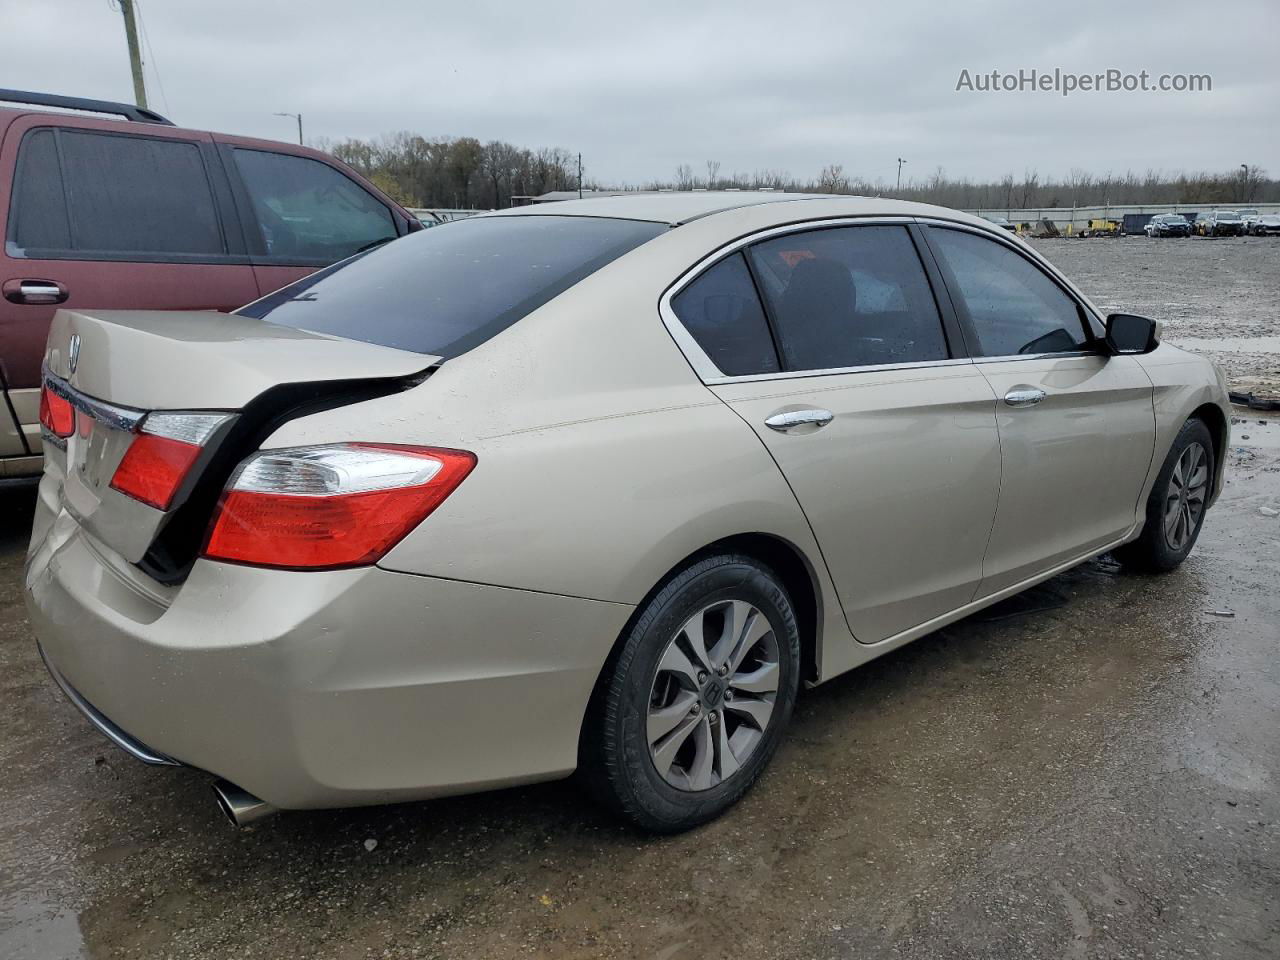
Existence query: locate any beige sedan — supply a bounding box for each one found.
[27,193,1229,831]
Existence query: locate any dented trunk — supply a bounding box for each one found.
[37,308,437,578]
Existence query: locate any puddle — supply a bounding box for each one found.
[1170,335,1280,353]
[0,892,86,960]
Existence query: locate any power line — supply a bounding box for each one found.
[133,0,171,116]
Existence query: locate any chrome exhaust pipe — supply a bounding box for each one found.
[211,779,277,827]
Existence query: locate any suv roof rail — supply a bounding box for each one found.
[0,89,174,126]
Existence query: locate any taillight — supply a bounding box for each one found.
[202,444,476,570]
[110,413,231,510]
[39,383,74,438]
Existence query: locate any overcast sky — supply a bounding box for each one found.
[3,0,1276,187]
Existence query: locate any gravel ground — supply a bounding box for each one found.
[1031,235,1280,398]
[1,238,1278,959]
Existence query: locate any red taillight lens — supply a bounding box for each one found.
[203,444,476,570]
[39,384,74,438]
[110,433,202,510]
[109,412,232,511]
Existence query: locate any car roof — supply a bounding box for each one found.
[488,191,995,228]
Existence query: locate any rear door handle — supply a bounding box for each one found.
[2,279,69,305]
[1004,387,1047,407]
[764,408,834,433]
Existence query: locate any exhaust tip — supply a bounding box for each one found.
[211,779,276,828]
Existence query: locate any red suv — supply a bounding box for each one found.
[0,89,422,480]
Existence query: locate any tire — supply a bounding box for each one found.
[1114,418,1215,573]
[581,554,801,832]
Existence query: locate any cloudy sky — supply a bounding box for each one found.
[3,0,1276,187]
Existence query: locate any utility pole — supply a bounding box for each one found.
[119,0,148,109]
[274,112,303,145]
[896,157,907,192]
[578,153,583,199]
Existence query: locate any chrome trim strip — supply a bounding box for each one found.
[38,642,181,766]
[703,357,973,386]
[42,367,145,433]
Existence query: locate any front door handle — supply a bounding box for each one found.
[764,408,834,433]
[1004,387,1047,407]
[2,279,69,305]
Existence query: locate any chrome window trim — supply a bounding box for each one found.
[659,215,965,384]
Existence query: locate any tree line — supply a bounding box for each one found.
[317,132,1275,210]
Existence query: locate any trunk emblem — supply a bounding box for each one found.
[68,334,81,374]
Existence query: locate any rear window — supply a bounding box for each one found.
[238,215,666,358]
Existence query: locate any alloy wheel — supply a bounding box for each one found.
[646,600,781,791]
[1164,441,1208,551]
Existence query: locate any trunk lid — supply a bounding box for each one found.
[40,309,437,569]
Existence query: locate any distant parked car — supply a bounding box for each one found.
[1144,214,1192,238]
[1237,208,1261,232]
[981,215,1018,232]
[1192,213,1215,236]
[0,88,422,480]
[1250,214,1280,236]
[1205,210,1245,236]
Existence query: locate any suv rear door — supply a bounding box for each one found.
[213,137,411,298]
[0,114,259,459]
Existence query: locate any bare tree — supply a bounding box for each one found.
[705,160,721,190]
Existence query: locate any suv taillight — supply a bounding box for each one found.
[110,413,232,510]
[202,444,476,570]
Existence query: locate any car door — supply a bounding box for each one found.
[0,116,258,459]
[215,142,404,298]
[666,222,1002,644]
[922,224,1156,597]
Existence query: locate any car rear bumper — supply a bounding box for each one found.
[26,505,633,810]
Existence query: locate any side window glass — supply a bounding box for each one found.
[929,228,1089,356]
[232,149,396,262]
[8,129,224,259]
[748,225,949,371]
[7,129,71,254]
[671,252,779,376]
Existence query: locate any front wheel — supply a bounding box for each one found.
[1114,418,1215,572]
[581,554,801,832]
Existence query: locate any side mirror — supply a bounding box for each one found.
[1104,313,1161,355]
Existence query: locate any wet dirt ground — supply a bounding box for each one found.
[1034,235,1280,399]
[2,238,1279,958]
[2,431,1278,959]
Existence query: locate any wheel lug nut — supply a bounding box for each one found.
[709,710,719,722]
[697,671,707,683]
[691,702,700,714]
[724,690,733,701]
[718,665,729,677]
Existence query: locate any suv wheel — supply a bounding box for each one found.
[582,554,801,832]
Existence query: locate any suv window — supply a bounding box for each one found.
[232,149,396,263]
[238,215,666,358]
[748,225,949,371]
[7,128,224,259]
[670,252,779,376]
[928,228,1089,356]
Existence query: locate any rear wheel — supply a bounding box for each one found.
[1114,418,1215,572]
[581,554,800,832]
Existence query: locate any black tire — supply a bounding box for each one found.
[1114,418,1215,573]
[580,554,801,832]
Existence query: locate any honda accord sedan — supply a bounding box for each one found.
[27,193,1230,832]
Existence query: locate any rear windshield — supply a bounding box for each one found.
[237,215,666,358]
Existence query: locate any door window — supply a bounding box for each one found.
[6,128,225,260]
[232,149,396,263]
[928,228,1090,356]
[747,226,949,371]
[669,252,780,376]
